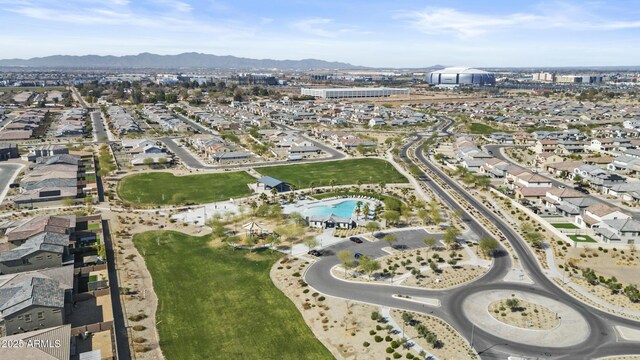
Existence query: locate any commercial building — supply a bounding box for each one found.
[300,87,409,99]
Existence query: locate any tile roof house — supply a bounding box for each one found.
[576,203,630,229]
[0,232,71,274]
[593,218,640,244]
[0,266,73,336]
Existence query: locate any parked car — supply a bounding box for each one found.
[349,237,363,244]
[354,252,363,259]
[558,185,566,189]
[307,250,322,257]
[574,187,590,194]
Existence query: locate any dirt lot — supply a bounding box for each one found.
[488,298,559,330]
[390,309,478,360]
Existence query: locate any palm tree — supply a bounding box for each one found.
[309,181,316,194]
[363,203,370,220]
[259,193,268,203]
[378,182,386,194]
[356,179,362,192]
[329,179,337,192]
[270,187,278,201]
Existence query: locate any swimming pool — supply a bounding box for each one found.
[305,200,359,218]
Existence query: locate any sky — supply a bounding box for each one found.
[0,0,639,67]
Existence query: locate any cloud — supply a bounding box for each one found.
[291,17,335,37]
[397,5,640,38]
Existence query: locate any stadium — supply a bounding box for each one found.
[426,67,495,86]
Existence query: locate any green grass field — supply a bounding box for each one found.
[468,122,507,134]
[552,223,580,229]
[257,158,408,189]
[132,231,332,360]
[117,171,255,205]
[568,234,597,243]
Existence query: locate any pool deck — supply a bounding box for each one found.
[282,196,381,222]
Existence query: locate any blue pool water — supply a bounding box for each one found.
[305,200,359,218]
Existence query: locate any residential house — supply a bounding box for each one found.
[576,203,630,229]
[0,266,73,336]
[0,232,71,274]
[593,218,640,244]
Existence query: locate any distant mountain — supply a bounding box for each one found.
[0,52,367,70]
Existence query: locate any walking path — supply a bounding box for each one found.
[380,306,435,359]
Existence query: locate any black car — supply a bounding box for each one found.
[349,237,363,244]
[354,252,363,259]
[307,250,322,257]
[575,187,590,194]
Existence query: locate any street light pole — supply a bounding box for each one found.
[470,323,475,348]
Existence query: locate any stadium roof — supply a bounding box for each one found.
[430,67,490,74]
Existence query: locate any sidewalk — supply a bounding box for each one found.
[380,306,436,359]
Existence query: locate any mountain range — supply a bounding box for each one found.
[0,52,367,70]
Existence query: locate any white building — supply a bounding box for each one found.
[300,87,409,99]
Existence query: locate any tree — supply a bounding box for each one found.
[338,250,355,277]
[288,212,307,226]
[365,221,380,236]
[383,234,397,248]
[303,236,319,251]
[363,203,370,220]
[475,175,491,190]
[417,208,430,225]
[270,187,278,201]
[478,237,500,256]
[62,197,76,207]
[143,157,155,166]
[525,231,545,248]
[505,298,521,311]
[427,200,442,225]
[382,210,400,225]
[429,262,440,273]
[273,224,305,252]
[158,157,168,166]
[423,237,438,255]
[267,234,280,252]
[359,256,380,279]
[401,312,414,326]
[259,193,268,203]
[443,227,460,249]
[329,179,337,192]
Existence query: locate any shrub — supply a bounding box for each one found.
[370,330,377,335]
[385,335,393,342]
[133,337,146,343]
[375,336,384,343]
[386,347,395,354]
[376,325,383,331]
[393,353,402,359]
[391,341,399,349]
[363,341,370,347]
[303,289,309,293]
[292,272,301,277]
[128,313,147,322]
[132,325,146,331]
[406,354,415,359]
[318,296,326,301]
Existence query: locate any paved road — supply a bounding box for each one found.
[0,163,21,204]
[304,122,640,359]
[485,143,640,220]
[173,112,219,135]
[160,124,346,170]
[91,111,109,143]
